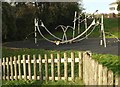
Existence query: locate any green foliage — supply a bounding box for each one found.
[92,53,120,75]
[2,2,17,41]
[117,1,120,11]
[2,2,82,42]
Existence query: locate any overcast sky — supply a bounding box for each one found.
[83,0,116,13]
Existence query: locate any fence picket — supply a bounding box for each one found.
[78,52,83,80]
[108,70,114,85]
[82,52,85,84]
[39,54,43,80]
[18,55,22,80]
[115,75,118,86]
[14,56,17,80]
[98,64,103,85]
[102,66,108,85]
[6,57,10,80]
[64,52,68,81]
[71,52,75,81]
[10,57,13,80]
[94,61,98,85]
[23,55,27,80]
[33,55,37,80]
[57,52,61,80]
[28,55,31,80]
[51,54,55,81]
[45,54,48,81]
[84,52,88,85]
[90,59,95,85]
[3,58,6,80]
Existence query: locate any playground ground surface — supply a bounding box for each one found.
[3,38,119,56]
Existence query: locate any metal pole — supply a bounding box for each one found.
[85,13,88,39]
[34,18,37,44]
[73,11,77,38]
[78,12,80,34]
[100,15,106,47]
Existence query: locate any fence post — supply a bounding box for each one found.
[10,57,13,80]
[102,66,108,85]
[71,52,75,82]
[3,58,6,80]
[57,52,61,80]
[6,57,10,80]
[28,55,31,80]
[14,56,18,80]
[78,52,83,80]
[115,75,118,86]
[98,64,103,85]
[90,59,95,85]
[23,55,27,81]
[94,61,98,85]
[108,70,114,85]
[82,52,85,84]
[51,54,55,81]
[118,76,120,86]
[18,55,22,80]
[87,54,91,85]
[64,52,68,81]
[33,55,37,80]
[83,52,89,85]
[39,54,43,80]
[45,54,48,82]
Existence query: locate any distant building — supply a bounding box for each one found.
[109,0,120,14]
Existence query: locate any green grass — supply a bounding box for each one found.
[2,78,84,86]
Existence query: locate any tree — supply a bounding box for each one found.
[2,1,83,42]
[2,2,17,41]
[117,1,120,11]
[15,2,36,40]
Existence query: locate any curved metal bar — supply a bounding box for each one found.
[59,19,96,44]
[74,24,98,42]
[39,21,62,40]
[37,25,56,43]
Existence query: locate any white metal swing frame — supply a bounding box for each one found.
[34,11,107,47]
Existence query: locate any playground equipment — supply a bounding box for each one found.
[34,10,107,47]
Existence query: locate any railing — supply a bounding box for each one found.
[1,51,120,85]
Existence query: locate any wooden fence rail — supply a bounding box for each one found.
[1,51,120,86]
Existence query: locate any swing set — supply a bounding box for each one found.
[33,10,108,47]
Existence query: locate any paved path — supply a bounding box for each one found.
[3,38,119,56]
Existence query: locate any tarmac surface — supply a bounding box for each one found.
[3,38,119,55]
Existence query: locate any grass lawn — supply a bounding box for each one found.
[2,79,84,86]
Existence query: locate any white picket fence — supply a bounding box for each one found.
[1,51,120,85]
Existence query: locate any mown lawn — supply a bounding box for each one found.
[2,79,84,86]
